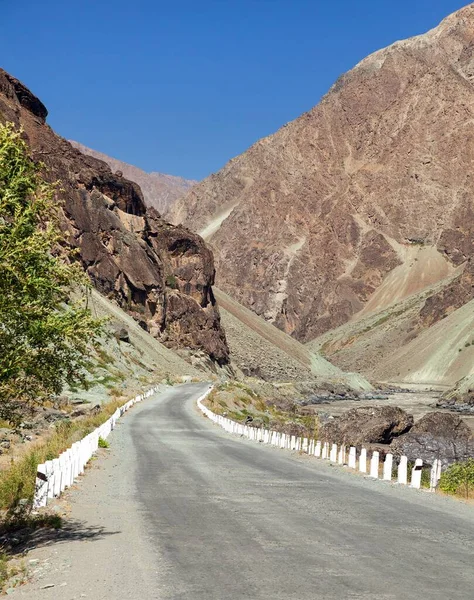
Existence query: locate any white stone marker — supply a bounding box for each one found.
[52,458,62,496]
[370,451,380,478]
[411,458,423,489]
[314,441,322,458]
[359,448,367,473]
[34,464,48,508]
[338,445,346,465]
[290,435,297,450]
[348,447,356,469]
[329,443,338,462]
[321,442,329,459]
[398,455,408,485]
[430,459,442,491]
[383,453,393,481]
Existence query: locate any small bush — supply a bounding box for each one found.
[439,459,474,498]
[165,275,178,289]
[98,436,109,449]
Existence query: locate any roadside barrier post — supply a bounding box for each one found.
[398,456,408,485]
[370,451,379,479]
[383,453,393,481]
[411,458,423,489]
[348,447,356,469]
[359,448,367,473]
[314,441,321,458]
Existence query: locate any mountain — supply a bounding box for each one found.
[167,4,474,359]
[0,69,228,366]
[69,141,197,215]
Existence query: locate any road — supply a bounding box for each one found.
[14,383,474,599]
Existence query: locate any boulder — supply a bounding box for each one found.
[112,324,131,344]
[320,406,413,446]
[391,412,474,467]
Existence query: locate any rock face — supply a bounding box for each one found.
[0,69,228,365]
[69,141,197,215]
[391,412,474,467]
[167,5,474,343]
[320,406,413,446]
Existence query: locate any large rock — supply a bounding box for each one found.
[391,412,474,467]
[0,69,229,365]
[320,406,413,446]
[167,5,474,344]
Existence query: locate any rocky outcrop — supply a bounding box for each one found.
[167,5,474,343]
[69,141,197,215]
[391,412,474,467]
[320,406,413,446]
[0,69,228,365]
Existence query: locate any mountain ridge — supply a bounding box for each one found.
[70,140,197,215]
[166,4,474,352]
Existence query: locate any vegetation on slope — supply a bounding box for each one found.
[205,381,319,439]
[0,123,103,424]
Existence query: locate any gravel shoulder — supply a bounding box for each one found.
[11,383,474,599]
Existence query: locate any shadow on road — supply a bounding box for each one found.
[0,518,120,555]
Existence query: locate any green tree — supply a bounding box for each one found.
[0,122,104,423]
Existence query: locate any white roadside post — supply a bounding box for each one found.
[359,448,367,473]
[52,458,61,497]
[348,447,356,469]
[398,455,408,485]
[370,451,380,479]
[329,443,338,462]
[411,458,423,489]
[290,435,297,450]
[45,461,54,499]
[430,459,442,492]
[338,445,346,465]
[314,441,321,458]
[34,464,48,508]
[321,442,329,459]
[383,453,393,481]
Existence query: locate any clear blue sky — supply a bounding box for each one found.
[1,0,469,180]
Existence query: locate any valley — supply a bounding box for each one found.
[2,2,474,598]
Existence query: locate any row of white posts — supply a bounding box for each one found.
[33,386,160,509]
[197,390,443,492]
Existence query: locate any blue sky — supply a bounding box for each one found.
[1,0,469,179]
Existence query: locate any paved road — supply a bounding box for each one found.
[15,383,474,599]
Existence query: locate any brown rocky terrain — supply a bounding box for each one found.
[69,141,197,215]
[0,69,228,365]
[167,5,474,355]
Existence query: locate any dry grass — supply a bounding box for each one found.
[0,398,125,512]
[205,382,319,438]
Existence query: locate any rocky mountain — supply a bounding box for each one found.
[0,69,228,366]
[167,5,474,355]
[69,141,197,215]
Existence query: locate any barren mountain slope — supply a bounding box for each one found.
[307,267,474,386]
[167,5,474,343]
[214,288,371,390]
[0,69,228,365]
[70,141,197,215]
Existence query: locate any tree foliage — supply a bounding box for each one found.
[439,459,474,498]
[0,122,104,423]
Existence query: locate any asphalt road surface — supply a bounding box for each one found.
[14,383,474,599]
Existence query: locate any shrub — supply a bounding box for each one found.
[439,459,474,498]
[98,436,109,449]
[165,274,178,289]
